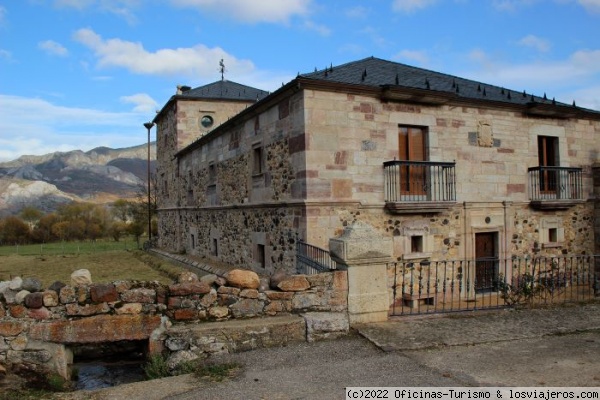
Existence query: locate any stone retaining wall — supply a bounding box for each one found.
[0,268,348,380]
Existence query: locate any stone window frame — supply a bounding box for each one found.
[402,227,433,260]
[251,142,264,177]
[540,218,564,249]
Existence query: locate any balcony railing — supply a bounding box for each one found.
[528,166,583,209]
[383,160,456,213]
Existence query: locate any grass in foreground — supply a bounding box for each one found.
[0,249,186,287]
[143,354,240,382]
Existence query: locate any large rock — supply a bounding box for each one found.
[269,270,289,289]
[90,284,118,303]
[177,271,199,284]
[225,269,260,289]
[8,277,23,291]
[303,312,349,342]
[24,292,44,309]
[276,276,310,292]
[71,269,92,285]
[21,277,43,292]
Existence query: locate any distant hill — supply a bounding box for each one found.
[0,144,156,216]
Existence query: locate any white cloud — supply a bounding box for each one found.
[0,95,145,162]
[392,0,437,13]
[359,26,389,48]
[460,48,600,110]
[73,28,256,78]
[302,20,331,36]
[71,28,291,90]
[345,6,370,19]
[518,34,551,53]
[54,0,139,23]
[120,93,159,113]
[38,40,69,56]
[492,0,538,11]
[578,0,600,13]
[395,50,430,66]
[0,49,12,61]
[169,0,312,23]
[0,6,7,27]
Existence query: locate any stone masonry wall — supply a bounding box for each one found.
[0,268,348,379]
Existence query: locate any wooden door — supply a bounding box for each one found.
[399,126,426,195]
[475,232,498,291]
[538,136,559,194]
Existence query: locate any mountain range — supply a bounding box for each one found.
[0,144,156,216]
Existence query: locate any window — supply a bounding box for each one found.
[538,136,559,193]
[252,146,264,175]
[540,218,564,248]
[200,115,214,129]
[208,163,216,185]
[212,238,218,256]
[190,234,195,249]
[548,228,558,243]
[411,235,423,253]
[399,126,427,195]
[256,244,266,269]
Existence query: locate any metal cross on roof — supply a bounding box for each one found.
[219,59,226,81]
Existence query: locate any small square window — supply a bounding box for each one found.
[411,236,423,253]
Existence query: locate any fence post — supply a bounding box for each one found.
[329,221,393,324]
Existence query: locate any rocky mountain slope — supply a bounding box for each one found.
[0,144,156,216]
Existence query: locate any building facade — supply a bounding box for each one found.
[154,57,600,274]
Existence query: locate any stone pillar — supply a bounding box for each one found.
[329,221,393,324]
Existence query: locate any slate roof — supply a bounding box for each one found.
[299,56,592,111]
[180,79,269,102]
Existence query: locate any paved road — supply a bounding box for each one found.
[68,302,600,400]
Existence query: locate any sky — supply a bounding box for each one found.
[0,0,599,162]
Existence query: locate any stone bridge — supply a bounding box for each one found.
[0,222,394,381]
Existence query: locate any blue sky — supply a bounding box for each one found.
[0,0,599,162]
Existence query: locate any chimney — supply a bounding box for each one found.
[176,85,192,95]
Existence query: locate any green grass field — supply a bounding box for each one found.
[0,242,186,287]
[0,239,139,257]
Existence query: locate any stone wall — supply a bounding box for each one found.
[157,91,307,273]
[0,268,348,379]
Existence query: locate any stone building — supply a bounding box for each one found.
[153,57,600,275]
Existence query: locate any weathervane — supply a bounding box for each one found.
[219,59,226,81]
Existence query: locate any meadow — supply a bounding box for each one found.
[0,240,186,287]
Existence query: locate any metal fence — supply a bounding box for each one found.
[528,166,583,201]
[390,255,599,316]
[383,160,456,203]
[296,241,340,275]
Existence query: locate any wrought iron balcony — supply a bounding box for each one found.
[383,160,456,214]
[528,166,584,209]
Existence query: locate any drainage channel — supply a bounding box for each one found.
[71,340,147,390]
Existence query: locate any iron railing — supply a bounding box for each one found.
[390,255,599,316]
[296,241,339,275]
[528,166,583,201]
[383,160,456,203]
